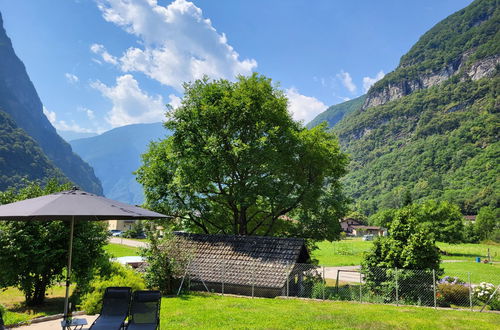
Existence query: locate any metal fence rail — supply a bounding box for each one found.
[176,261,500,312]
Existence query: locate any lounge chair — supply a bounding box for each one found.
[0,309,5,330]
[126,290,161,330]
[89,287,132,330]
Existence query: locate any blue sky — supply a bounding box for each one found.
[0,0,473,135]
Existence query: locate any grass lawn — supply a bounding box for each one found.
[0,285,72,326]
[104,243,141,258]
[160,293,500,329]
[438,242,500,261]
[312,238,372,266]
[441,261,500,284]
[313,239,500,266]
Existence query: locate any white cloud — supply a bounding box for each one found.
[94,0,257,91]
[91,74,173,127]
[90,43,119,65]
[43,106,96,133]
[78,106,96,120]
[65,73,79,84]
[285,88,328,123]
[337,70,356,93]
[362,70,385,93]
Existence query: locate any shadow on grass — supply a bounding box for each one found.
[10,296,65,317]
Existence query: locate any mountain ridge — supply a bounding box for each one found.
[0,12,102,194]
[332,0,499,215]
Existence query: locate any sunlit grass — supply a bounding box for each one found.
[159,293,500,329]
[104,243,141,258]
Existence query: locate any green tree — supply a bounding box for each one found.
[137,74,349,240]
[362,207,441,304]
[417,200,464,243]
[474,206,499,241]
[0,180,109,306]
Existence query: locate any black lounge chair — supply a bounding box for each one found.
[126,290,161,330]
[90,287,132,330]
[0,309,5,330]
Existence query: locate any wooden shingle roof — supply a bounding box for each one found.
[174,232,310,289]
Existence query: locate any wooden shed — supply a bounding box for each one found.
[174,232,313,297]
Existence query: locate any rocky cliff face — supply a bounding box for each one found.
[362,0,499,110]
[0,12,103,194]
[363,54,500,110]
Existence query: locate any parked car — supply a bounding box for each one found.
[135,232,147,239]
[362,234,374,241]
[109,229,123,237]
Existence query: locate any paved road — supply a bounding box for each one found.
[324,266,363,283]
[109,237,149,248]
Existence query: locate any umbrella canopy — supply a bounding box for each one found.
[0,187,167,329]
[0,187,165,221]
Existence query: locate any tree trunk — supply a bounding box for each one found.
[25,278,47,306]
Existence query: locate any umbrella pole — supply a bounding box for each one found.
[62,216,75,329]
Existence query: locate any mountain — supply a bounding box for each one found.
[307,95,366,129]
[57,130,98,142]
[70,123,169,204]
[0,109,65,190]
[0,12,102,194]
[333,0,499,215]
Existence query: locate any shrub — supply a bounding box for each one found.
[473,282,495,303]
[141,234,193,295]
[78,263,145,314]
[437,277,470,307]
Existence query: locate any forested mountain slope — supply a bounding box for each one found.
[307,95,366,129]
[0,12,102,194]
[0,109,65,190]
[333,0,499,215]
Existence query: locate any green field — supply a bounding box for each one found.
[313,239,500,265]
[159,293,500,329]
[104,243,141,258]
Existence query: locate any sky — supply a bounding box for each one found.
[0,0,473,136]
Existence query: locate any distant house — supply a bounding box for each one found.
[350,225,385,237]
[173,232,313,298]
[339,218,385,236]
[107,219,135,232]
[339,217,363,234]
[464,215,476,222]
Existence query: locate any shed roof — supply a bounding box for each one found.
[173,232,310,289]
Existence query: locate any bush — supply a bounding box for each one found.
[141,234,193,295]
[437,277,470,307]
[78,263,145,314]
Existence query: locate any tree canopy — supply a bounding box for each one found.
[0,180,109,305]
[137,74,349,240]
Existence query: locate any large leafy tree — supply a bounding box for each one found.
[137,74,348,240]
[0,180,109,306]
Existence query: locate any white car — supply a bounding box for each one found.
[362,234,374,241]
[109,229,123,237]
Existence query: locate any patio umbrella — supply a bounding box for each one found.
[0,187,167,329]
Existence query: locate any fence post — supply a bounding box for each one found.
[252,261,255,298]
[286,262,289,297]
[221,259,225,296]
[359,271,362,303]
[322,266,326,300]
[395,267,399,306]
[468,272,473,311]
[432,269,437,309]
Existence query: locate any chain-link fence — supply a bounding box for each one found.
[177,260,500,311]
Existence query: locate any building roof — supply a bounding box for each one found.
[173,232,310,289]
[351,225,382,230]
